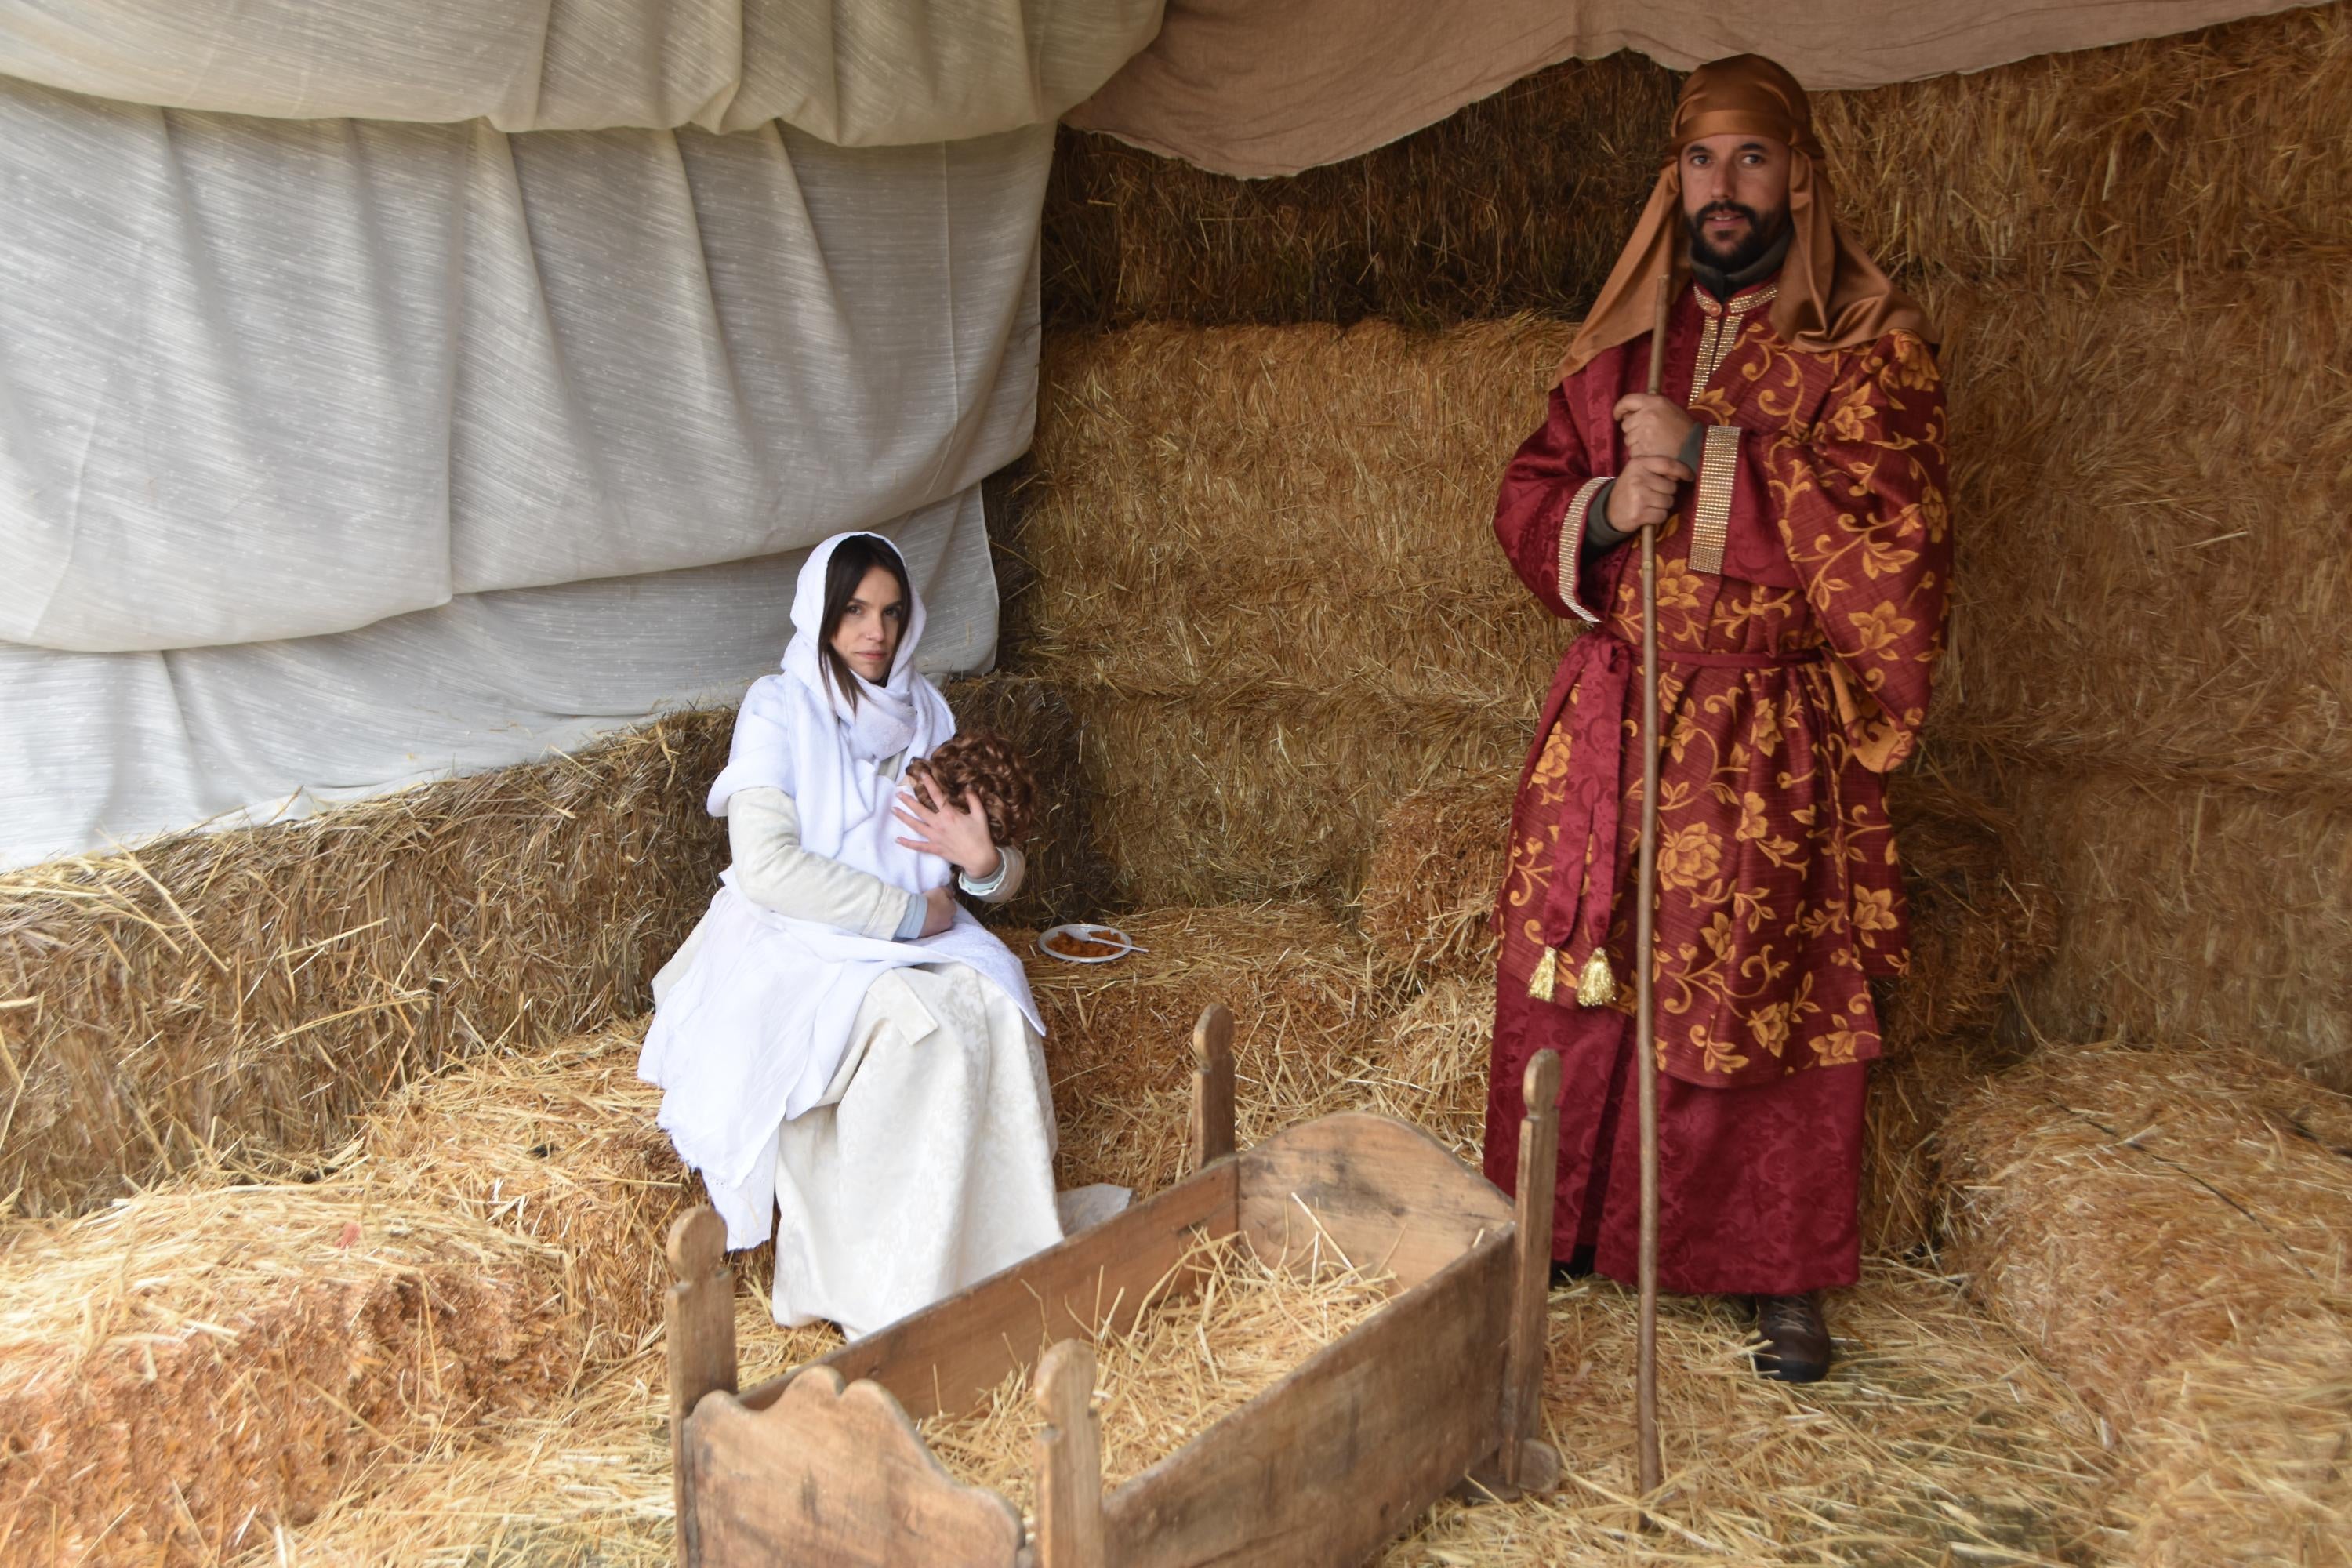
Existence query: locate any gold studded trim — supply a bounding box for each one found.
[1687,281,1777,404]
[1686,422,1741,575]
[1557,475,1610,623]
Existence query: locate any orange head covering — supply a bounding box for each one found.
[1559,54,1935,380]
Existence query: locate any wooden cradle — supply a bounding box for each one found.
[663,1005,1565,1567]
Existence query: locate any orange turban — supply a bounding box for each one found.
[1559,54,1935,380]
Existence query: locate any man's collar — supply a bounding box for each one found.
[1690,223,1793,304]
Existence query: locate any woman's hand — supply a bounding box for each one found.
[894,783,1003,880]
[918,885,956,938]
[1613,392,1696,459]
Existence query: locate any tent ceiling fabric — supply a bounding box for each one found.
[0,79,1049,652]
[0,0,1166,143]
[0,490,997,872]
[1062,0,2314,177]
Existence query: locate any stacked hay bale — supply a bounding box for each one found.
[1006,318,1573,907]
[0,710,732,1222]
[347,1023,696,1363]
[1019,904,1401,1196]
[1940,1041,2352,1561]
[0,675,1103,1222]
[0,1184,575,1566]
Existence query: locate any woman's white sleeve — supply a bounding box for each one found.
[727,787,916,940]
[957,843,1027,904]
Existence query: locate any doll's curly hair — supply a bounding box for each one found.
[905,730,1036,846]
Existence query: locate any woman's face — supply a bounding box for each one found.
[829,563,906,683]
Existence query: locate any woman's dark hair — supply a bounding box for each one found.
[818,534,913,708]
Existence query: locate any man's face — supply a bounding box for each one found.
[1679,132,1792,271]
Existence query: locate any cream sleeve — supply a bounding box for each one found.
[956,843,1027,905]
[726,786,916,941]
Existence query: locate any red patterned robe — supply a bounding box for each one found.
[1483,276,1950,1294]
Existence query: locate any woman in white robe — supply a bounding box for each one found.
[638,532,1065,1339]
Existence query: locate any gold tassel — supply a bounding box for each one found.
[1575,949,1618,1008]
[1526,946,1559,1003]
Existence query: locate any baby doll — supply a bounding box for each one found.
[902,730,1036,848]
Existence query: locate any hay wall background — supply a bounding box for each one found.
[1020,2,2352,1084]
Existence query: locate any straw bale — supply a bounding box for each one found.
[205,1281,836,1568]
[1929,266,2352,786]
[0,1184,577,1566]
[1940,1040,2352,1436]
[1815,5,2352,289]
[1875,775,2060,1052]
[1020,902,1402,1197]
[1345,975,1493,1164]
[1019,320,1569,717]
[0,710,735,1221]
[1010,318,1576,905]
[2112,1308,2352,1567]
[347,1022,691,1365]
[1041,55,1675,330]
[942,673,1118,928]
[1965,764,2352,1090]
[1358,778,1513,979]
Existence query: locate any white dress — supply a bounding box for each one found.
[647,774,1074,1338]
[770,961,1064,1337]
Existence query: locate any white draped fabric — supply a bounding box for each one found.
[0,81,1050,652]
[0,63,1058,868]
[0,491,1000,869]
[0,0,1166,143]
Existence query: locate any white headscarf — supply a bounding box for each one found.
[705,532,956,891]
[780,530,928,762]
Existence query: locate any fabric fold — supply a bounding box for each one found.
[1066,0,2302,179]
[0,0,1166,143]
[0,78,1049,653]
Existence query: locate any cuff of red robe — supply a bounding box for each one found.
[1555,476,1612,623]
[1686,423,1742,575]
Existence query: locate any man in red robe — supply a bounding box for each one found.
[1483,54,1950,1381]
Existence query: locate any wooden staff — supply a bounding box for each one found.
[1635,267,1671,1504]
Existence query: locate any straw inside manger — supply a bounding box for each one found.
[917,1229,1397,1514]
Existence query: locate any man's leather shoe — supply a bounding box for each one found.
[1751,1292,1832,1382]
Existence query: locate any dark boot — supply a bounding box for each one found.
[1751,1292,1832,1383]
[1548,1245,1597,1285]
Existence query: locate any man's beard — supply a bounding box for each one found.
[1686,201,1787,272]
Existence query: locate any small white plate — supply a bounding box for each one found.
[1036,923,1149,964]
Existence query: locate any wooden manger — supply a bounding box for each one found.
[662,1004,1566,1567]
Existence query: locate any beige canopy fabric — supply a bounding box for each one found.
[0,0,1164,143]
[1063,0,2312,177]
